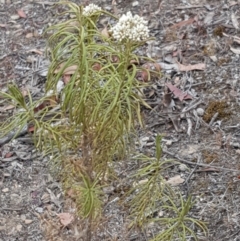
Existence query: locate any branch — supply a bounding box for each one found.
[0,125,28,146]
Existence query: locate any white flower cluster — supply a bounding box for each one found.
[82,4,102,17]
[111,12,149,42]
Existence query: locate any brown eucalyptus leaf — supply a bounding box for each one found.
[54,64,78,75]
[166,83,192,101]
[4,105,15,110]
[27,49,43,55]
[92,63,102,71]
[166,175,185,186]
[17,9,27,18]
[58,213,74,226]
[170,17,195,29]
[177,62,205,71]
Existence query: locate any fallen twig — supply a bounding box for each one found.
[184,154,201,185]
[163,149,240,173]
[209,112,219,126]
[0,125,28,147]
[175,5,204,10]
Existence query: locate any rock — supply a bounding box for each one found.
[166,140,172,146]
[2,188,9,193]
[16,224,22,232]
[132,1,139,7]
[10,15,20,20]
[196,108,204,116]
[25,219,33,224]
[179,164,188,171]
[35,207,43,213]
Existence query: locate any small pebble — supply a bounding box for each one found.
[16,224,22,232]
[179,164,188,171]
[196,108,204,116]
[26,56,37,63]
[2,188,9,193]
[25,219,33,224]
[141,137,149,142]
[105,6,111,11]
[132,1,139,6]
[166,140,172,146]
[35,207,43,213]
[103,186,114,194]
[26,32,33,38]
[10,14,20,20]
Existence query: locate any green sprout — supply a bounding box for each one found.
[128,135,208,240]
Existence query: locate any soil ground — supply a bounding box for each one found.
[1,0,240,240]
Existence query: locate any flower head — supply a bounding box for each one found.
[83,4,101,17]
[111,12,149,42]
